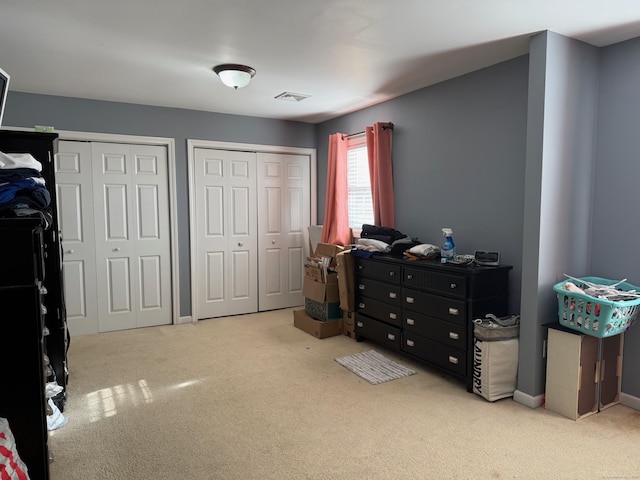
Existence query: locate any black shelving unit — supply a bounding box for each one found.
[0,130,68,480]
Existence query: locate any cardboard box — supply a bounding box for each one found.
[342,310,356,339]
[304,298,342,322]
[293,309,342,339]
[304,263,325,283]
[303,275,339,303]
[314,243,344,267]
[336,250,355,312]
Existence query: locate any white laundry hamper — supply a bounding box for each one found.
[472,314,520,402]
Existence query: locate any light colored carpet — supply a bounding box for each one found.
[335,349,416,384]
[48,308,640,480]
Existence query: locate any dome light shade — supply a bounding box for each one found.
[213,64,256,89]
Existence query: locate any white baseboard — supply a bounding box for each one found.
[513,390,639,411]
[620,392,640,411]
[513,389,545,408]
[177,315,193,325]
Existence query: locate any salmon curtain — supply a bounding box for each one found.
[321,133,351,245]
[366,122,395,228]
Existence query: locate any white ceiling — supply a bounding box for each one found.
[2,0,640,124]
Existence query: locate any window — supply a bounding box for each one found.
[346,136,373,232]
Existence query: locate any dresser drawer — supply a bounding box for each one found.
[402,331,466,376]
[403,311,467,349]
[402,288,467,325]
[356,296,402,327]
[355,313,401,350]
[356,277,401,306]
[403,266,466,298]
[355,258,401,284]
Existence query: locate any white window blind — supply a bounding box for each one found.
[347,138,373,230]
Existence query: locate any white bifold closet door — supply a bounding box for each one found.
[257,152,309,311]
[193,148,258,319]
[55,141,99,336]
[192,148,310,320]
[56,141,172,334]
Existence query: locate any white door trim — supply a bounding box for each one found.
[187,138,317,324]
[56,129,180,327]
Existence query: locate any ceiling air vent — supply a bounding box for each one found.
[275,92,310,102]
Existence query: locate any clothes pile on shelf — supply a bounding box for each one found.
[353,224,419,256]
[0,417,29,480]
[0,151,52,224]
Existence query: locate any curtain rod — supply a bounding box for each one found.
[341,122,394,140]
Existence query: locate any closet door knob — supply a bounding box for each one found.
[113,247,121,252]
[66,249,74,254]
[271,240,276,244]
[238,242,243,247]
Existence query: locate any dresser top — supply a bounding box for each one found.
[353,252,512,275]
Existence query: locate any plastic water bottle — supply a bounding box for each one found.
[441,228,456,262]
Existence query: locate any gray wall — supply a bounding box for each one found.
[519,31,600,397]
[4,93,316,317]
[592,36,640,397]
[315,56,530,317]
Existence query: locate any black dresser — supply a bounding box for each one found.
[0,130,68,480]
[354,254,512,392]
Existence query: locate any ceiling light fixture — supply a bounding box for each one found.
[213,64,256,90]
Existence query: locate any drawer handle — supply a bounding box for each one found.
[358,265,364,270]
[389,292,397,299]
[389,271,395,277]
[357,321,364,327]
[387,333,396,341]
[448,307,459,316]
[358,284,365,290]
[448,356,459,365]
[449,332,460,340]
[359,302,365,309]
[407,274,413,280]
[406,339,415,347]
[389,313,397,320]
[450,283,457,289]
[406,318,415,326]
[406,296,414,304]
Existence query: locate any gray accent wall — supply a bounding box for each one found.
[4,94,316,317]
[519,31,600,397]
[316,56,530,322]
[592,36,640,398]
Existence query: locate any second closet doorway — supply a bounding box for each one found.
[56,136,177,335]
[188,140,316,321]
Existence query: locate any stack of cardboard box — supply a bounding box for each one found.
[293,243,345,338]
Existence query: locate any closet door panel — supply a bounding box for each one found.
[257,153,310,311]
[55,141,99,336]
[93,143,171,332]
[194,148,257,319]
[130,145,171,328]
[93,144,136,331]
